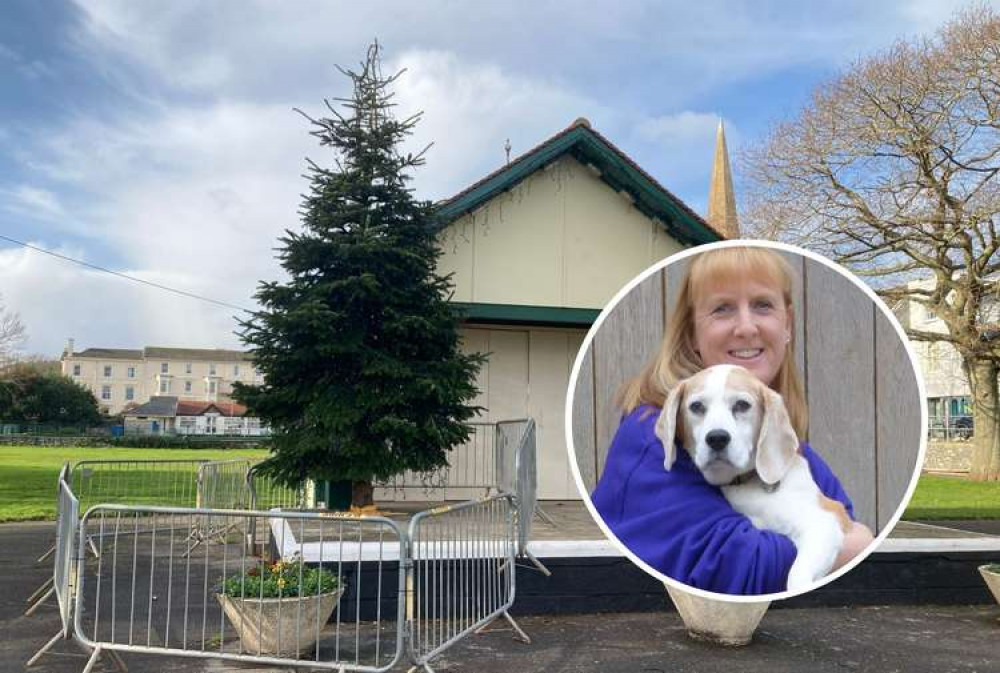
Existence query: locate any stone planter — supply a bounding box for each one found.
[217,588,344,657]
[979,564,1000,606]
[665,583,770,646]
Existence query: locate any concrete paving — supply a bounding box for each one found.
[5,519,999,673]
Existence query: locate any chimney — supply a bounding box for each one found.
[64,338,75,358]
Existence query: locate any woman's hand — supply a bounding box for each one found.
[832,521,875,571]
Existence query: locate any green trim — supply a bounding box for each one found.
[452,302,600,327]
[434,125,721,246]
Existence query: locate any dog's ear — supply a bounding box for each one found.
[755,387,799,485]
[655,381,685,471]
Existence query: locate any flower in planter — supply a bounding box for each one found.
[219,555,340,599]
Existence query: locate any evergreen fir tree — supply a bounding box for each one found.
[233,43,485,508]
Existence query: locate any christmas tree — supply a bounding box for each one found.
[233,43,485,508]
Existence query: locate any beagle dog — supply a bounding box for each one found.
[654,364,850,592]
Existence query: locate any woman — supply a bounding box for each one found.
[591,246,874,595]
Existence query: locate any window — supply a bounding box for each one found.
[234,364,240,377]
[72,364,81,376]
[103,365,112,377]
[161,362,169,374]
[125,386,134,401]
[101,385,111,400]
[919,303,936,324]
[208,380,218,395]
[159,379,170,394]
[185,380,192,394]
[185,363,192,374]
[127,366,136,378]
[209,363,216,376]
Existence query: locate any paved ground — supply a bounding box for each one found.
[6,520,1000,673]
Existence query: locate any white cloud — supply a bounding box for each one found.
[389,49,615,200]
[0,245,244,357]
[2,185,67,222]
[9,0,999,356]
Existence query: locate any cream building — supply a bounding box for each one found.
[60,340,260,415]
[434,118,726,499]
[896,279,976,435]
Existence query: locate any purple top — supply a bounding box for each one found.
[591,404,855,595]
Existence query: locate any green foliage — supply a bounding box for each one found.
[232,43,484,498]
[0,365,101,425]
[219,557,339,599]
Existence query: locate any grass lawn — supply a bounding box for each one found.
[2,446,998,523]
[0,445,268,522]
[903,473,1000,520]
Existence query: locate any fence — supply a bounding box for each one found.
[375,422,500,501]
[928,415,973,441]
[33,459,209,567]
[74,505,407,672]
[247,463,311,511]
[407,494,526,669]
[28,458,535,672]
[26,465,79,665]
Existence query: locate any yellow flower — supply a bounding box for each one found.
[277,578,286,589]
[271,561,284,573]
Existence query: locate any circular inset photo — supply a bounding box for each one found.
[566,240,926,601]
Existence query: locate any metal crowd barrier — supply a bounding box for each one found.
[376,422,499,500]
[407,494,528,670]
[35,459,208,567]
[27,465,87,666]
[74,505,406,672]
[28,462,535,672]
[72,459,207,510]
[247,463,311,511]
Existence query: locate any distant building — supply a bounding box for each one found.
[60,340,261,415]
[122,396,267,436]
[894,279,978,437]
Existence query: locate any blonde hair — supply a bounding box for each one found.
[618,247,808,439]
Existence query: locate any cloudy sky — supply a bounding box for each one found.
[0,0,991,356]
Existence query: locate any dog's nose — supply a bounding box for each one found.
[705,429,731,453]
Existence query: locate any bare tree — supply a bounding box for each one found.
[0,294,25,370]
[743,7,1000,480]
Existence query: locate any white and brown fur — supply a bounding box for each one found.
[655,364,850,592]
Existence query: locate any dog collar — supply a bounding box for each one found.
[729,471,780,492]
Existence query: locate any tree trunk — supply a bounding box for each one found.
[967,359,1000,481]
[351,480,374,508]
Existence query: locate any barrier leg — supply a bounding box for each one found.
[36,544,56,564]
[502,611,531,643]
[24,586,55,616]
[81,646,102,673]
[533,504,557,527]
[26,576,55,604]
[474,610,531,643]
[521,550,552,577]
[107,649,129,673]
[25,630,61,667]
[86,535,100,559]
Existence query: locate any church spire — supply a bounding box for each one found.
[707,119,740,238]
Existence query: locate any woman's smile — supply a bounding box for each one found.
[692,278,791,387]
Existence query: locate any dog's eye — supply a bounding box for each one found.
[688,400,705,415]
[732,400,752,414]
